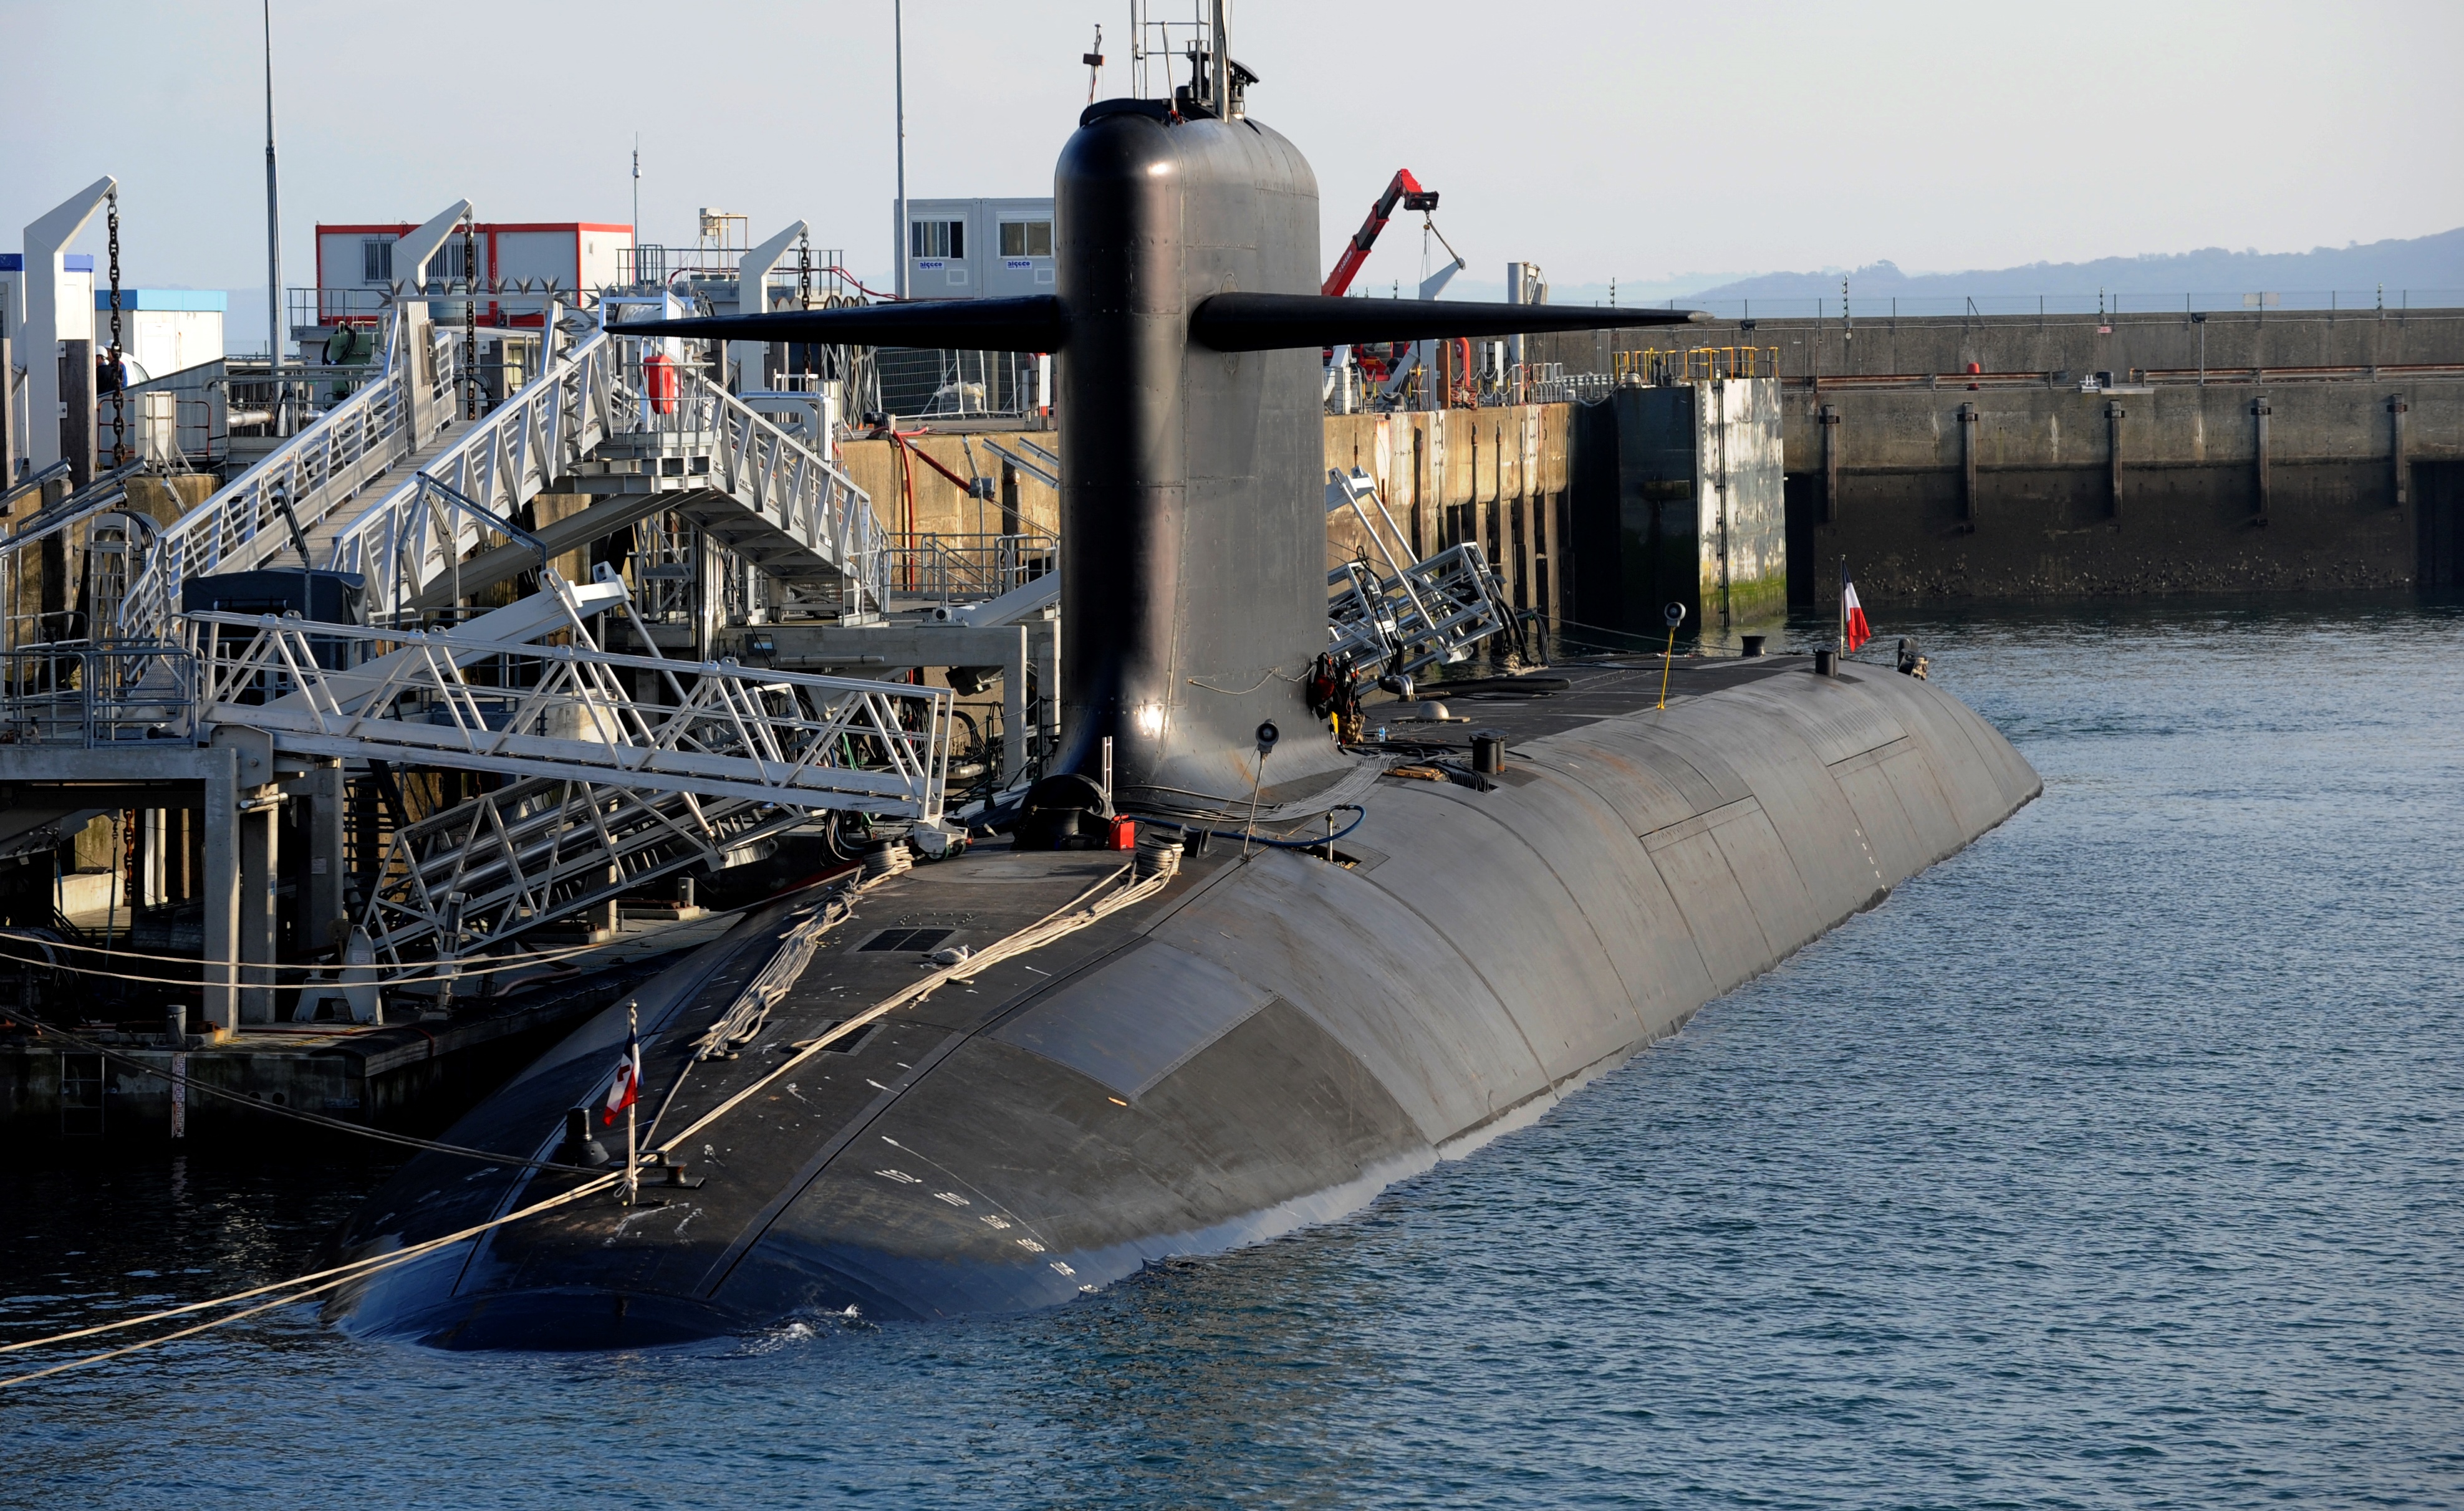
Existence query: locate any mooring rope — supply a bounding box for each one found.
[0,851,1184,1389]
[0,1170,626,1387]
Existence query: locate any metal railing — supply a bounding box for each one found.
[1627,289,2464,322]
[882,531,1057,608]
[187,576,950,817]
[115,317,459,643]
[704,371,890,610]
[601,352,890,613]
[876,347,1047,419]
[0,643,195,746]
[1609,347,1785,387]
[327,321,615,616]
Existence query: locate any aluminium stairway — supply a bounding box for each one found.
[120,307,888,643]
[191,570,951,959]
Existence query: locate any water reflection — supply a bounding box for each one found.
[6,593,2463,1508]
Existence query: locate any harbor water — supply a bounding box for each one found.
[6,595,2460,1508]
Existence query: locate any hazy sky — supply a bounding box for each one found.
[6,0,2460,340]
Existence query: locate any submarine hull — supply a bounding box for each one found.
[330,658,2038,1347]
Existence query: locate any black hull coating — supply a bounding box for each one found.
[1051,107,1340,800]
[330,661,2038,1348]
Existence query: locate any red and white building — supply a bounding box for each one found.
[314,221,634,326]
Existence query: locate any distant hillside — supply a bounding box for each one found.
[1692,228,2464,308]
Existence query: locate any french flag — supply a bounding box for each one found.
[1842,577,1873,653]
[601,1031,642,1126]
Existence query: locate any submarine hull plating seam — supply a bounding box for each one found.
[329,661,2038,1347]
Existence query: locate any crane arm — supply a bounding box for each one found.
[1321,169,1439,298]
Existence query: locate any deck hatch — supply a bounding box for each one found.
[859,927,955,953]
[991,941,1274,1099]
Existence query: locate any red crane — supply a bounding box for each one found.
[1322,169,1439,298]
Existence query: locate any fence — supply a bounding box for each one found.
[882,530,1057,608]
[0,643,195,746]
[875,348,1047,420]
[1625,289,2464,322]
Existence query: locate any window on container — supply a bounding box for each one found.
[910,219,963,259]
[999,221,1053,258]
[362,240,393,283]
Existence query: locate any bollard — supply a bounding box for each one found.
[1741,635,1766,657]
[561,1106,611,1168]
[1471,732,1506,775]
[1814,648,1837,677]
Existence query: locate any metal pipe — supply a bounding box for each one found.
[893,0,908,300]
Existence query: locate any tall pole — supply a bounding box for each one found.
[893,0,908,300]
[1211,0,1229,117]
[624,1002,640,1206]
[631,134,641,274]
[263,0,283,391]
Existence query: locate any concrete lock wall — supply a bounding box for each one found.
[1530,308,2464,608]
[837,434,1062,543]
[1556,381,1785,645]
[1775,380,2464,600]
[1536,306,2464,385]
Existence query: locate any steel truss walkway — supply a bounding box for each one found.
[190,570,949,959]
[113,317,464,641]
[354,775,804,964]
[110,302,885,645]
[191,572,949,815]
[325,322,890,623]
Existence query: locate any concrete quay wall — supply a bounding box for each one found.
[1781,377,2464,602]
[1536,305,2464,384]
[1521,307,2464,609]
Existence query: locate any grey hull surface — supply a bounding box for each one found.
[329,658,2038,1348]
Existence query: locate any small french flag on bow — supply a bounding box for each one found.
[1842,575,1873,653]
[601,1030,642,1126]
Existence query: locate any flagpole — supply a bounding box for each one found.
[624,1003,639,1206]
[1837,555,1846,660]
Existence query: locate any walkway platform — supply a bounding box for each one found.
[0,909,743,1148]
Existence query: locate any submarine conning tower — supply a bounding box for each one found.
[1053,101,1334,802]
[605,84,1708,810]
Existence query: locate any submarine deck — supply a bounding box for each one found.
[330,647,2039,1343]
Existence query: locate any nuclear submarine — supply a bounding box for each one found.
[328,58,2039,1349]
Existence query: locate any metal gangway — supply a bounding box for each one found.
[1322,468,1515,676]
[188,569,950,959]
[107,314,466,643]
[105,304,888,643]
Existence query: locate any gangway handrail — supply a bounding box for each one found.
[976,436,1060,492]
[691,365,891,612]
[114,317,457,641]
[327,329,889,619]
[0,459,75,514]
[326,326,615,614]
[187,590,950,817]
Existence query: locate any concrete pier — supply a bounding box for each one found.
[1534,305,2464,620]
